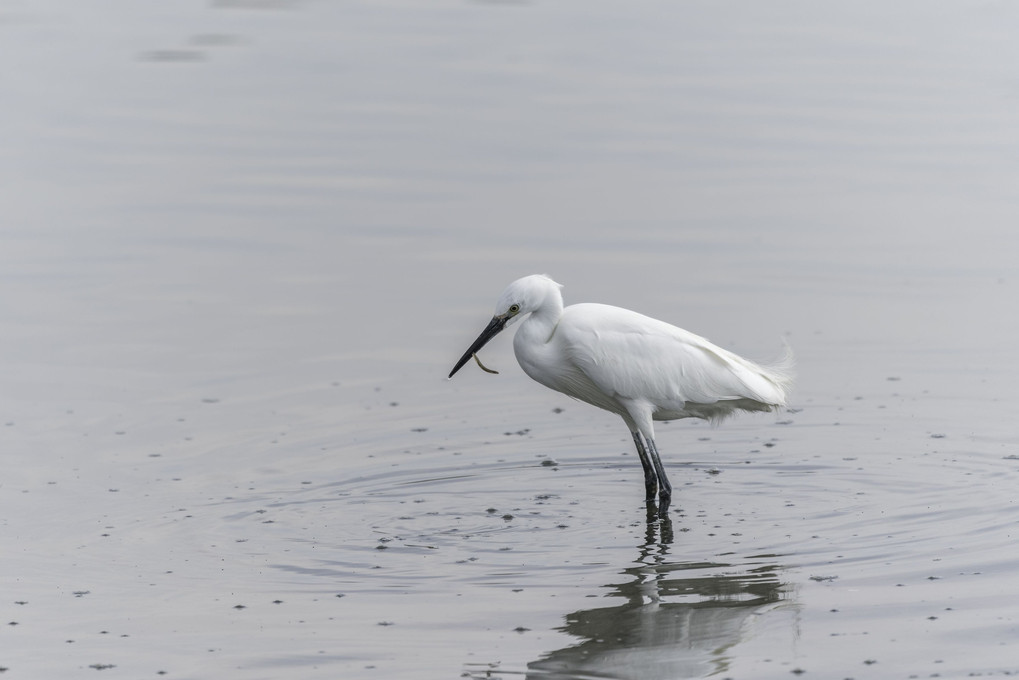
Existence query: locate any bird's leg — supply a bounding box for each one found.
[631,431,658,501]
[645,437,672,505]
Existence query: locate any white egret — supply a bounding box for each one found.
[448,274,793,511]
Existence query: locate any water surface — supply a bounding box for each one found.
[2,1,1019,678]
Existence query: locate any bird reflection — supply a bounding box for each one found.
[525,511,790,680]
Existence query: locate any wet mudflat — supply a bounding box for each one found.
[5,347,1018,679]
[3,1,1019,678]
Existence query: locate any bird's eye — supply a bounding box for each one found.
[508,304,520,314]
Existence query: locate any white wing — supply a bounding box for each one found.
[556,303,792,413]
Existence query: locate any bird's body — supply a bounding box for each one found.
[449,275,793,511]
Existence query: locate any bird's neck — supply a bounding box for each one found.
[517,296,563,348]
[513,307,560,386]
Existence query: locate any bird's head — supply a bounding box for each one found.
[448,274,562,378]
[493,274,562,328]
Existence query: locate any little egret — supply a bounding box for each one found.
[448,274,794,511]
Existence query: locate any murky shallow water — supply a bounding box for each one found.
[3,1,1019,678]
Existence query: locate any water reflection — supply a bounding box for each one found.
[526,512,790,680]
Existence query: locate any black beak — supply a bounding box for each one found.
[449,316,508,378]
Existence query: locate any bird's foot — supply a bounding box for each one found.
[643,480,658,502]
[657,490,672,515]
[645,495,671,519]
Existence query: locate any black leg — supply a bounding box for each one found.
[631,431,658,501]
[645,437,672,505]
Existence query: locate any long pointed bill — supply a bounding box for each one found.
[448,316,508,378]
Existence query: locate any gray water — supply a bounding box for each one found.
[3,1,1019,678]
